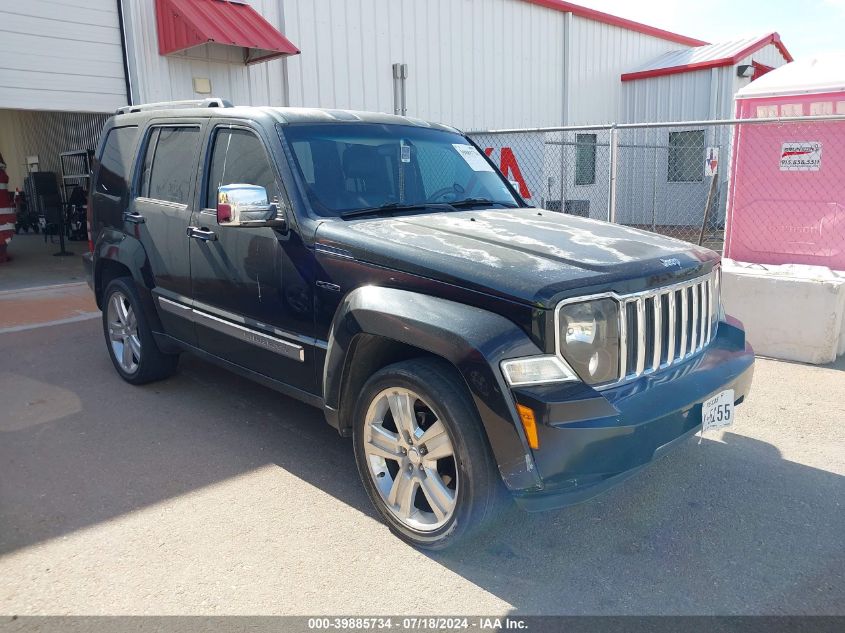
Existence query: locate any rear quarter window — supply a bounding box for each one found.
[140,126,201,205]
[95,126,139,200]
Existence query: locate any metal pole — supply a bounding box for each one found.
[466,113,845,136]
[400,64,408,116]
[608,125,618,223]
[116,0,133,105]
[392,64,401,116]
[698,166,718,246]
[651,145,658,232]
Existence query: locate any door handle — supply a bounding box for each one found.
[124,212,145,224]
[186,226,217,241]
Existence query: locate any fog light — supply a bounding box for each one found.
[501,355,578,386]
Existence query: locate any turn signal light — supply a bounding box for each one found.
[516,404,539,450]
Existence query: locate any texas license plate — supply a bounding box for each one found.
[702,389,735,432]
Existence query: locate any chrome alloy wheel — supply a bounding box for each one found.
[363,387,459,532]
[107,291,141,374]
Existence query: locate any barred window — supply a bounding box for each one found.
[575,133,596,186]
[668,130,704,182]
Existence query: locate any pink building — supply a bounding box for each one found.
[725,55,845,270]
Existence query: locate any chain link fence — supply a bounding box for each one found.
[469,115,845,268]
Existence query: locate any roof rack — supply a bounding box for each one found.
[116,98,233,115]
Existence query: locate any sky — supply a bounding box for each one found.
[573,0,845,59]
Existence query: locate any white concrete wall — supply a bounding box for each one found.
[0,0,127,113]
[122,0,288,107]
[722,260,845,364]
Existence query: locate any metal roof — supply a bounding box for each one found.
[621,33,792,81]
[155,0,300,65]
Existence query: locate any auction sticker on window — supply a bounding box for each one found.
[780,142,822,171]
[453,144,494,171]
[702,389,735,432]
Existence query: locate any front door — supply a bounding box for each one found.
[132,123,203,345]
[189,124,318,394]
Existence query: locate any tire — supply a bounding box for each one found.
[101,277,179,385]
[352,357,502,550]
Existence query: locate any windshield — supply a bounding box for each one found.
[280,123,519,217]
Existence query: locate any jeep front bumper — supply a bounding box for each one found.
[506,319,754,511]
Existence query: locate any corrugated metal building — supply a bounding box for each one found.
[613,34,792,228]
[533,33,792,228]
[621,33,793,123]
[0,0,789,202]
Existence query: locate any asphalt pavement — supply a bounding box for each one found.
[0,312,843,615]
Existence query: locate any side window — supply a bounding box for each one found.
[95,126,138,199]
[668,130,705,183]
[140,126,200,204]
[574,133,597,186]
[206,128,278,209]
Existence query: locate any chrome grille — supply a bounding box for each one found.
[619,268,720,383]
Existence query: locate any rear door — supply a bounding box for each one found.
[90,124,139,241]
[131,121,204,345]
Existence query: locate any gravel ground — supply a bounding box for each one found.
[0,316,842,616]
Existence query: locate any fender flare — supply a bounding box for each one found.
[94,232,164,333]
[323,286,543,492]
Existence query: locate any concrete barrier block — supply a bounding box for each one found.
[721,260,845,364]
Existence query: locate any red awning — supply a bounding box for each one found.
[155,0,300,65]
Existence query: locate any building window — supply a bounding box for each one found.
[575,133,596,185]
[668,130,704,182]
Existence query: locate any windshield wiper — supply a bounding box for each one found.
[340,202,452,219]
[448,198,518,209]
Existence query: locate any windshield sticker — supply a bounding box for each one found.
[453,144,494,172]
[400,142,411,163]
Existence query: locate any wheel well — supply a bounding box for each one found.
[336,334,441,435]
[95,259,132,308]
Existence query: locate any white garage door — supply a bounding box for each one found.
[0,0,127,113]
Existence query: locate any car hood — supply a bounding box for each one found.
[315,209,719,308]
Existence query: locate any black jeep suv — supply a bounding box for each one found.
[84,99,754,549]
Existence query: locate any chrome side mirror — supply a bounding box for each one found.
[216,184,285,229]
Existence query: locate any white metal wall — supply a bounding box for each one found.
[122,0,288,107]
[566,16,688,126]
[282,0,566,131]
[0,0,127,113]
[732,43,788,108]
[621,69,715,123]
[621,43,789,124]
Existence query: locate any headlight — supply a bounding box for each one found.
[501,355,578,386]
[556,298,621,385]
